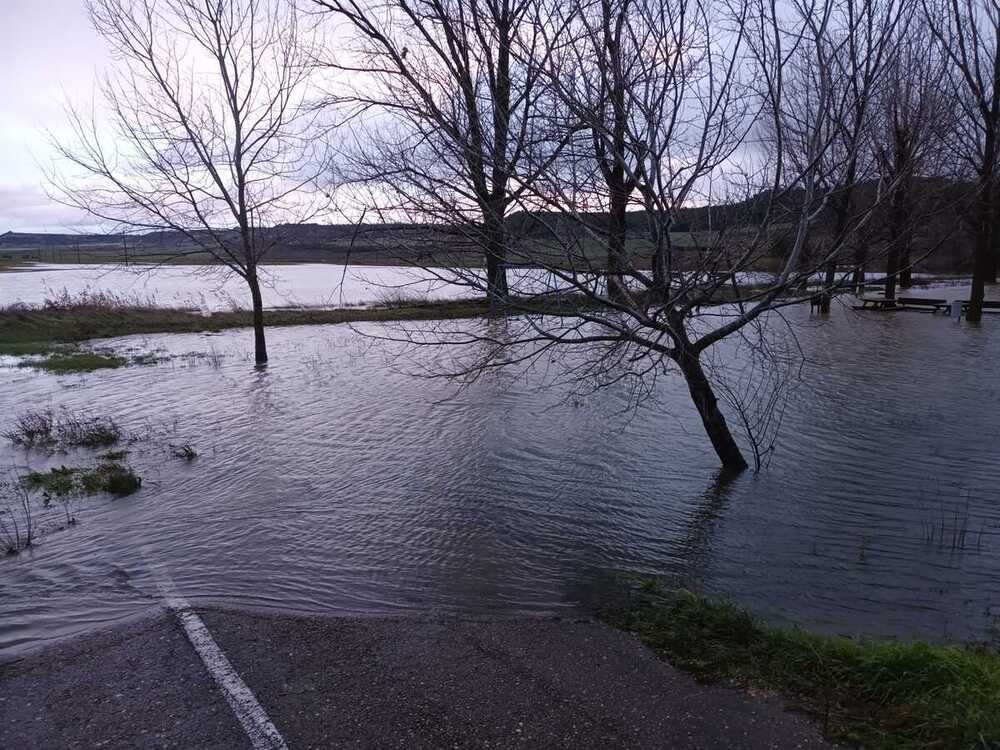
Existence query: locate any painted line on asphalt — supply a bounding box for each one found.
[144,558,289,750]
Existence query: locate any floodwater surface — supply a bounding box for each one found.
[0,288,998,658]
[1,263,470,310]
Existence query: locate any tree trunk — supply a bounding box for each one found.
[247,270,268,364]
[968,173,993,322]
[675,347,748,472]
[483,208,509,305]
[851,247,867,291]
[989,188,1000,284]
[898,238,912,289]
[818,259,836,313]
[607,187,628,302]
[650,219,672,301]
[819,194,853,312]
[884,178,910,305]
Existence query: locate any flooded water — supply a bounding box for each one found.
[1,263,471,310]
[2,262,944,311]
[1,286,999,659]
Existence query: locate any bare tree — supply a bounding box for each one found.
[334,0,907,471]
[926,0,1000,321]
[313,0,567,304]
[872,17,949,299]
[50,0,327,364]
[541,0,650,302]
[766,0,903,309]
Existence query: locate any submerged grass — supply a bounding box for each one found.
[18,350,127,373]
[4,409,124,448]
[22,460,142,498]
[603,588,1000,749]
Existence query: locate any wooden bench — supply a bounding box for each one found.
[857,295,896,310]
[897,297,951,313]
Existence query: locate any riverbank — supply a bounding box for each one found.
[0,298,491,358]
[603,588,1000,749]
[0,607,833,749]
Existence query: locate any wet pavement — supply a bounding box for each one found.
[0,607,836,749]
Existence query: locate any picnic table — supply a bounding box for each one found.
[896,297,952,313]
[857,295,896,310]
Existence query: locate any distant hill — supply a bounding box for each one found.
[0,178,978,272]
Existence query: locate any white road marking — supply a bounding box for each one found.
[146,561,289,750]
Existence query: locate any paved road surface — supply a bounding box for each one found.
[1,608,836,749]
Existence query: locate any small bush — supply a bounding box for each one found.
[3,410,56,447]
[372,288,431,308]
[0,480,34,554]
[91,462,142,496]
[4,409,124,449]
[41,288,161,312]
[61,414,122,447]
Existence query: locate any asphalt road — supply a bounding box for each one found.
[0,608,837,749]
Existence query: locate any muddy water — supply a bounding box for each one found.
[1,289,999,658]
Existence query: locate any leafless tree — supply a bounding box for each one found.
[872,17,950,299]
[765,0,904,308]
[323,0,909,471]
[539,0,651,302]
[925,0,1000,321]
[313,0,567,303]
[50,0,328,363]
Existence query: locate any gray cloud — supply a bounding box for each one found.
[0,185,102,233]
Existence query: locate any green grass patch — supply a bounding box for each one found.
[22,460,142,498]
[0,340,58,356]
[19,350,127,373]
[0,299,492,354]
[602,588,1000,749]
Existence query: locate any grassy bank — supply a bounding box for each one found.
[603,588,999,749]
[0,298,491,357]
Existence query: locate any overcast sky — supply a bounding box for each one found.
[0,0,108,232]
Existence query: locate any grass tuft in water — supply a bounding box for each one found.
[19,350,127,373]
[4,409,124,449]
[169,443,197,461]
[602,587,1000,749]
[22,460,141,498]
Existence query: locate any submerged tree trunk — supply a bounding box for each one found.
[884,183,908,303]
[819,187,854,313]
[819,259,837,312]
[969,170,994,322]
[247,270,269,364]
[675,346,748,472]
[483,209,509,305]
[851,247,867,291]
[898,234,913,288]
[989,189,1000,284]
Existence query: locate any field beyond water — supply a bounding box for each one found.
[0,296,489,359]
